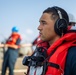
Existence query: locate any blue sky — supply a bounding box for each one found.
[0,0,76,43]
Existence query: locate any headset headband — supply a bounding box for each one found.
[53,7,62,19]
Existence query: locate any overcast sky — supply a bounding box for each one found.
[0,0,76,43]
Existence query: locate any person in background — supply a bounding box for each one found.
[68,13,76,26]
[32,35,41,51]
[22,6,76,75]
[32,35,40,46]
[1,26,21,75]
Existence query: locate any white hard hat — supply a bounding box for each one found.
[68,13,76,23]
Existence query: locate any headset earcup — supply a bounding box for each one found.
[54,19,67,36]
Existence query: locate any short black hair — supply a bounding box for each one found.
[43,6,69,25]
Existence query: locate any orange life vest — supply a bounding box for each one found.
[6,33,21,48]
[45,32,76,75]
